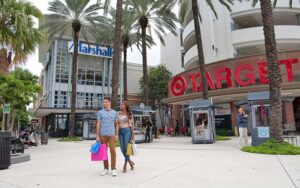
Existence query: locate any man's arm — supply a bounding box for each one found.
[96,120,101,141]
[115,120,119,135]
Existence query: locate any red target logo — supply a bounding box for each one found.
[171,76,186,96]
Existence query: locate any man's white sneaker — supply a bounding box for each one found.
[101,169,109,176]
[111,169,117,177]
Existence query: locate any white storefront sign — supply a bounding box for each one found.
[68,41,113,58]
[214,103,231,115]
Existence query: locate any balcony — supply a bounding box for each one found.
[183,45,198,70]
[231,1,300,16]
[182,20,196,52]
[232,25,300,56]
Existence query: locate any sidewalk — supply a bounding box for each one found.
[0,136,299,188]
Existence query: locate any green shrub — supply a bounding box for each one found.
[241,139,300,155]
[58,137,82,142]
[216,128,234,136]
[215,135,231,141]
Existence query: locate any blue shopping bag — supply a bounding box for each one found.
[90,141,101,154]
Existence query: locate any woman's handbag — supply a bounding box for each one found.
[91,144,108,161]
[90,141,101,154]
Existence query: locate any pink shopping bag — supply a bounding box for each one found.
[91,144,108,161]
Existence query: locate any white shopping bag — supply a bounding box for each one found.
[132,142,138,155]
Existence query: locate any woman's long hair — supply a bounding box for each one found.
[122,101,133,120]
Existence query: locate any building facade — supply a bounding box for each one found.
[162,0,300,135]
[33,32,144,137]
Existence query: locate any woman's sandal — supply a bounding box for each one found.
[123,162,127,173]
[129,160,135,170]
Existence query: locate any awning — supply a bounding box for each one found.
[34,107,99,117]
[131,105,156,113]
[189,99,213,109]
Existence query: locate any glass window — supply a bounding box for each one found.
[86,70,95,85]
[77,92,85,108]
[78,69,86,85]
[54,91,68,108]
[95,71,102,86]
[54,114,68,130]
[95,61,102,70]
[56,40,69,83]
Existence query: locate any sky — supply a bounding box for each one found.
[25,0,174,76]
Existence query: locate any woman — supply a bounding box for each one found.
[117,101,135,173]
[237,107,248,147]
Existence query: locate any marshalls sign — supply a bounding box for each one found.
[68,41,113,58]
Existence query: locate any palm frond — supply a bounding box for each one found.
[0,0,46,64]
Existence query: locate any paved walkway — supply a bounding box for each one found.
[0,136,299,188]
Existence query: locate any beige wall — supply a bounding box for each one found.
[127,63,144,95]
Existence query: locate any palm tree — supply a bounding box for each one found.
[97,8,155,102]
[0,0,45,74]
[126,0,178,105]
[121,8,138,102]
[43,0,105,137]
[110,0,124,109]
[179,0,233,100]
[248,0,293,142]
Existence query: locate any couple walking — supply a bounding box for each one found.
[96,97,135,177]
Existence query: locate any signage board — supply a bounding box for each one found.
[68,41,113,58]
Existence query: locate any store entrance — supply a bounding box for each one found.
[293,97,300,133]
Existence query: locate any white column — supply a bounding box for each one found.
[68,54,72,108]
[52,40,58,108]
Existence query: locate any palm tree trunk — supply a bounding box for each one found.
[191,0,208,100]
[141,26,149,105]
[159,103,164,128]
[70,31,79,138]
[111,0,123,109]
[123,40,129,101]
[259,0,283,142]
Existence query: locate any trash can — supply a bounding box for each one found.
[41,132,48,145]
[0,132,12,170]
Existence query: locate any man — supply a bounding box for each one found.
[152,119,158,139]
[96,97,119,177]
[237,107,248,147]
[144,119,152,143]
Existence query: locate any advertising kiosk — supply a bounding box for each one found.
[248,91,271,146]
[131,105,155,143]
[82,114,97,140]
[189,99,215,144]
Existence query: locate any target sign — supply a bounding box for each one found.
[171,76,186,96]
